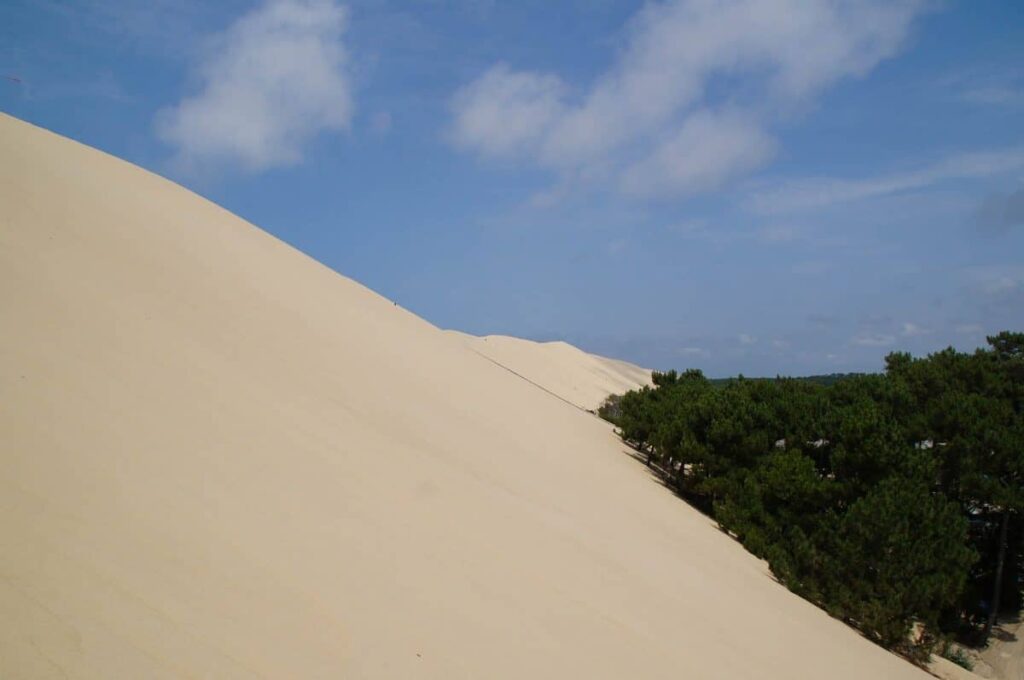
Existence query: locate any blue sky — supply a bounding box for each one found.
[3,0,1023,376]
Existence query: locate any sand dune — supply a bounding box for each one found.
[446,331,651,411]
[0,113,932,679]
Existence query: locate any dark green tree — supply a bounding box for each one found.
[827,477,975,654]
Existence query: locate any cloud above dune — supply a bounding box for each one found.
[750,148,1024,214]
[156,0,352,173]
[450,0,926,201]
[449,63,568,158]
[618,110,777,198]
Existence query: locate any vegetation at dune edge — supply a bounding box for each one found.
[942,644,975,671]
[599,332,1024,662]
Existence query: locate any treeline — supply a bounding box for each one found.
[599,332,1023,659]
[708,372,863,388]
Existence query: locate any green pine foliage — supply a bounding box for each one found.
[942,645,975,671]
[599,332,1024,659]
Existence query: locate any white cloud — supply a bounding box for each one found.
[750,148,1024,214]
[156,0,352,173]
[851,332,895,347]
[900,322,929,337]
[618,110,776,197]
[449,64,566,158]
[450,0,925,200]
[738,333,757,345]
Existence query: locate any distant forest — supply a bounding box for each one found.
[708,373,863,388]
[600,333,1023,663]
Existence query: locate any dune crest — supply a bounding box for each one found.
[0,113,930,679]
[446,331,652,411]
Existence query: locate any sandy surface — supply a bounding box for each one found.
[982,618,1024,680]
[446,331,651,412]
[0,113,935,679]
[927,617,1023,680]
[929,656,986,680]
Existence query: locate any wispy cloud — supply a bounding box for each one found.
[941,66,1024,108]
[807,313,840,329]
[851,332,895,347]
[957,266,1024,326]
[618,110,776,198]
[449,0,926,201]
[900,322,929,337]
[976,186,1024,234]
[757,224,800,243]
[449,63,567,158]
[965,265,1024,298]
[661,219,815,249]
[156,0,353,174]
[750,148,1024,214]
[963,85,1024,107]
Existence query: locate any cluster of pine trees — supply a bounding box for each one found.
[600,332,1023,659]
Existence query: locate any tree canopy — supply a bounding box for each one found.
[599,332,1023,659]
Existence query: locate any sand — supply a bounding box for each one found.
[927,656,987,680]
[979,618,1023,680]
[446,331,652,412]
[0,113,934,679]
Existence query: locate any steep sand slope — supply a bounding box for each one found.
[0,113,931,679]
[446,331,652,411]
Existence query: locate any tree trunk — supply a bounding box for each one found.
[984,509,1011,640]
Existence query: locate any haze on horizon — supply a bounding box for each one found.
[3,0,1023,376]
